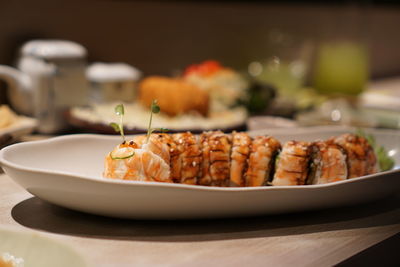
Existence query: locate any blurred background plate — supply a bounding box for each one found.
[0,116,37,148]
[66,103,248,134]
[0,226,88,267]
[247,115,298,131]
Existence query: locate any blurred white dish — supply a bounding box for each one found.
[0,126,399,219]
[247,115,297,131]
[0,116,37,146]
[361,77,400,111]
[0,226,87,267]
[68,102,247,134]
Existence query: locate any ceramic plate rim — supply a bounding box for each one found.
[1,126,399,192]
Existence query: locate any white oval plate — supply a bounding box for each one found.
[1,126,399,219]
[0,226,88,267]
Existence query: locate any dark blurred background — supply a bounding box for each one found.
[0,0,399,104]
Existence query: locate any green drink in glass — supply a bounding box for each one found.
[313,41,369,97]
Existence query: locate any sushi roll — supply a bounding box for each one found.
[271,141,311,186]
[172,132,202,185]
[244,135,281,187]
[199,131,231,187]
[307,141,348,185]
[230,131,252,186]
[104,139,172,183]
[151,133,180,183]
[199,131,213,186]
[329,133,377,178]
[104,129,381,187]
[132,134,170,165]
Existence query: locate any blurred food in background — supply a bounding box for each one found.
[183,60,276,115]
[183,60,248,110]
[248,30,326,118]
[0,105,18,129]
[139,76,209,116]
[0,104,37,147]
[68,60,257,133]
[0,1,399,137]
[239,81,276,115]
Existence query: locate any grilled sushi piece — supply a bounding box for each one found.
[172,132,202,185]
[307,141,348,184]
[271,141,311,186]
[329,133,377,178]
[199,131,232,186]
[244,135,281,187]
[199,131,213,186]
[104,139,172,182]
[151,133,181,183]
[229,132,252,186]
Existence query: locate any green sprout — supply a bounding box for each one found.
[109,104,135,160]
[356,128,395,171]
[146,100,161,143]
[110,101,169,146]
[110,104,125,143]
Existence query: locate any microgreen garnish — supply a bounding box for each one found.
[151,102,160,113]
[356,128,395,171]
[146,100,161,143]
[110,151,135,160]
[110,104,126,143]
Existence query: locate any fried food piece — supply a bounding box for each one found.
[138,76,209,117]
[329,133,377,178]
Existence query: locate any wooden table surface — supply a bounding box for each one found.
[1,171,399,267]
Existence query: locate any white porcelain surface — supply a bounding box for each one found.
[1,126,399,219]
[87,62,141,82]
[21,40,87,59]
[0,226,87,267]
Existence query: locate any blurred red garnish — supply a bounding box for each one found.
[184,60,222,76]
